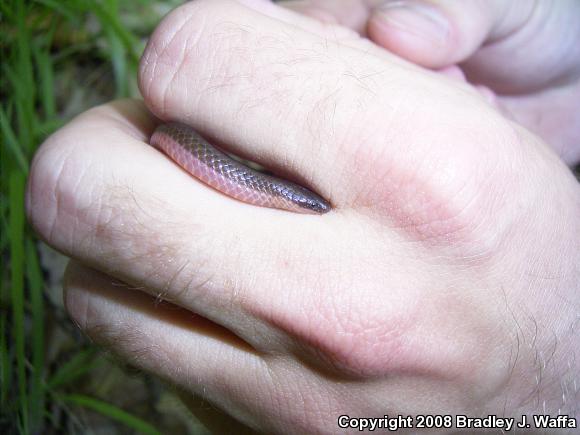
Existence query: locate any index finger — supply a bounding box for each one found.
[138,0,431,207]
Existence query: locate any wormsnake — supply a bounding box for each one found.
[150,122,331,214]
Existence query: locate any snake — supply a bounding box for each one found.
[150,122,331,214]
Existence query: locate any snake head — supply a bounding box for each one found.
[296,193,331,214]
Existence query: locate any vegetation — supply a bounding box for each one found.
[0,1,192,433]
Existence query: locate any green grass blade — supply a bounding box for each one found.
[14,0,37,153]
[88,0,140,64]
[1,196,10,253]
[9,171,28,434]
[0,106,29,174]
[109,30,128,97]
[95,0,129,97]
[37,118,66,137]
[64,394,161,435]
[32,0,80,23]
[0,3,13,22]
[0,304,11,407]
[33,37,57,120]
[26,238,45,431]
[47,348,100,390]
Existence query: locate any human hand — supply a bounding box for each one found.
[27,0,580,433]
[282,0,580,165]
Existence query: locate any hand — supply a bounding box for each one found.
[27,0,580,433]
[282,0,580,165]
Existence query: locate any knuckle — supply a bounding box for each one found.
[27,103,218,303]
[139,0,219,119]
[309,301,414,378]
[345,102,520,261]
[26,106,125,256]
[27,127,82,251]
[266,277,420,378]
[295,284,484,381]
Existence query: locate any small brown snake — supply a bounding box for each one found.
[150,122,331,214]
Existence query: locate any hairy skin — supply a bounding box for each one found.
[282,0,580,164]
[26,0,579,433]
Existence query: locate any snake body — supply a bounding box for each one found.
[150,123,330,214]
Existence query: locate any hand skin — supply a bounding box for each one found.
[281,0,580,165]
[26,0,579,433]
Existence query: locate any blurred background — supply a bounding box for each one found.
[1,0,213,433]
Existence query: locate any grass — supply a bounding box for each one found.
[0,0,184,433]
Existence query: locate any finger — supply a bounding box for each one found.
[249,0,403,59]
[238,0,399,63]
[367,0,509,68]
[63,261,351,433]
[278,0,383,33]
[265,0,415,65]
[26,99,345,351]
[63,261,264,431]
[369,0,580,88]
[138,0,417,201]
[239,0,361,39]
[500,81,580,165]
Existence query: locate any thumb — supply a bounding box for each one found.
[367,0,580,92]
[367,0,517,68]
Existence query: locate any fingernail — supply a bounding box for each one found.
[377,0,449,43]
